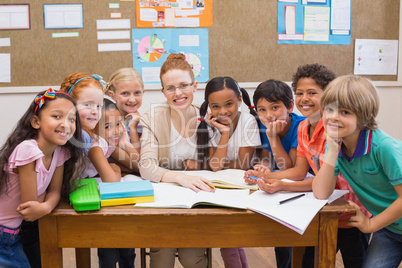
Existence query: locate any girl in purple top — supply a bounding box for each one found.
[0,88,83,267]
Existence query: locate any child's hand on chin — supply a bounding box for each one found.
[324,131,342,152]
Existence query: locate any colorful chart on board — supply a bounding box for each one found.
[132,28,208,84]
[138,35,164,62]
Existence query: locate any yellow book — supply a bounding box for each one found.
[101,195,155,207]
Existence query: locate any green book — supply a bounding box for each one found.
[69,178,101,211]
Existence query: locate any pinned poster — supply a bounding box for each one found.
[354,39,398,75]
[0,4,30,30]
[277,0,351,45]
[43,4,83,29]
[136,0,212,28]
[132,28,208,83]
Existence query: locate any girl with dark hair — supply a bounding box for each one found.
[196,76,261,268]
[196,76,260,171]
[0,88,83,267]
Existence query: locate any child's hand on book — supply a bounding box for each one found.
[245,164,271,179]
[257,179,283,193]
[244,175,258,185]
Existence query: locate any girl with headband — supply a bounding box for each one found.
[0,88,83,267]
[60,73,137,181]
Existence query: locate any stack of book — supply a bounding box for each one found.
[98,180,155,207]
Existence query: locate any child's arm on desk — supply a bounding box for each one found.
[245,156,309,184]
[257,178,313,194]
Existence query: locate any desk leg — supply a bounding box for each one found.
[76,248,91,268]
[291,247,305,268]
[39,216,62,268]
[317,213,339,268]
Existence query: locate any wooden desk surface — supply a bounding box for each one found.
[39,198,355,268]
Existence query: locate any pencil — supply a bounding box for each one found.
[278,193,305,205]
[205,182,215,189]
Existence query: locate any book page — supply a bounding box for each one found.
[183,169,258,190]
[134,183,195,208]
[247,190,328,235]
[193,188,249,209]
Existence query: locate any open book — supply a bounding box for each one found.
[247,189,349,235]
[134,183,250,209]
[182,169,258,190]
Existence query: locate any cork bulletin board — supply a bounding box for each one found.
[0,0,399,87]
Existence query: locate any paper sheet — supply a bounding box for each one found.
[0,53,11,83]
[44,4,83,29]
[97,19,131,30]
[0,38,10,47]
[97,30,130,40]
[98,42,131,52]
[354,39,398,75]
[304,6,330,41]
[330,0,351,34]
[0,4,30,29]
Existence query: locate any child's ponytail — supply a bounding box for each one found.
[196,100,210,169]
[240,88,258,118]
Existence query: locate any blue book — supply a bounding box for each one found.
[98,180,154,200]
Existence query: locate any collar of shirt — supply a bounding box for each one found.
[339,129,372,161]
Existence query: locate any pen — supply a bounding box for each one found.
[278,193,305,205]
[248,175,259,180]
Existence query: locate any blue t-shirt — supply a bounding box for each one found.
[82,130,92,156]
[326,129,402,234]
[260,113,306,169]
[125,121,142,139]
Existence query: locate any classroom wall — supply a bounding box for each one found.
[0,83,401,146]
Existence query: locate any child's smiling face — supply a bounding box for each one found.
[323,104,360,141]
[110,80,144,116]
[256,98,293,128]
[208,88,241,126]
[75,85,104,130]
[99,108,123,146]
[294,77,324,118]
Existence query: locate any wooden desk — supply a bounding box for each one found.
[39,198,355,268]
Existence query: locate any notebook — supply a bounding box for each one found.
[101,195,155,207]
[181,169,258,190]
[69,178,101,211]
[246,189,349,235]
[98,180,154,200]
[134,183,249,209]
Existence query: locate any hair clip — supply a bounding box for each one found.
[198,117,205,121]
[34,88,56,113]
[92,74,107,89]
[248,105,255,109]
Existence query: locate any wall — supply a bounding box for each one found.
[0,83,401,146]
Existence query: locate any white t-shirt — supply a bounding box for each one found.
[168,110,200,170]
[208,112,261,161]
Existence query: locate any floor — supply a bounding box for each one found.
[62,247,346,267]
